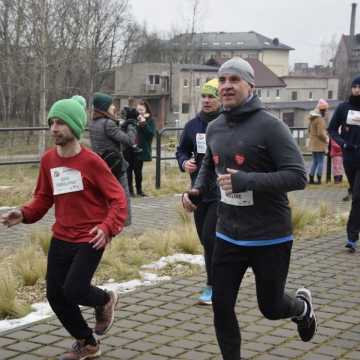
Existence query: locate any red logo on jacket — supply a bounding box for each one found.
[234,153,245,166]
[213,154,220,165]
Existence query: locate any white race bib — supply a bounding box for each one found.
[220,188,254,206]
[346,110,360,126]
[196,133,207,154]
[51,167,84,195]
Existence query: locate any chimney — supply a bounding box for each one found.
[350,3,357,46]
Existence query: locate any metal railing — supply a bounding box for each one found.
[0,126,332,187]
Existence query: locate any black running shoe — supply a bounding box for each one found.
[292,288,317,342]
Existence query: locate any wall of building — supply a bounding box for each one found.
[281,77,339,102]
[173,69,218,125]
[114,63,170,96]
[259,50,290,76]
[255,87,286,102]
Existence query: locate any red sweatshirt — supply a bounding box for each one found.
[21,146,128,243]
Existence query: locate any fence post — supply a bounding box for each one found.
[155,130,162,189]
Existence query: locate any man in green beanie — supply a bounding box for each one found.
[176,78,221,305]
[1,97,128,360]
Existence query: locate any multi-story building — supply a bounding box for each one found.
[166,31,293,77]
[333,3,360,99]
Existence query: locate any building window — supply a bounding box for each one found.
[328,90,333,99]
[196,78,201,87]
[182,103,190,114]
[257,89,262,98]
[148,74,160,85]
[276,89,280,98]
[282,112,295,127]
[266,90,270,98]
[183,79,189,87]
[309,91,313,100]
[291,91,298,101]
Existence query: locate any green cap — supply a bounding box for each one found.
[71,95,87,109]
[48,98,87,139]
[93,92,112,112]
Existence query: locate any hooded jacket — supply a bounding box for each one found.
[194,95,307,245]
[89,110,136,173]
[328,97,360,166]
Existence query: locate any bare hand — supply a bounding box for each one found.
[217,168,238,195]
[89,226,109,250]
[184,159,198,174]
[137,115,146,125]
[181,189,200,212]
[1,209,23,228]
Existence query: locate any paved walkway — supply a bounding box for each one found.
[1,186,360,359]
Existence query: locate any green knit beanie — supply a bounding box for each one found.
[71,95,87,109]
[48,98,87,139]
[93,92,113,112]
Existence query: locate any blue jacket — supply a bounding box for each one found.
[176,112,219,202]
[328,98,360,167]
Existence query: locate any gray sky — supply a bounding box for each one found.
[130,0,358,66]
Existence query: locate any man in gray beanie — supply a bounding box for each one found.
[182,57,317,359]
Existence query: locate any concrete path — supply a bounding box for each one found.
[1,186,360,359]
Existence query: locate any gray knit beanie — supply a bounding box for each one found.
[218,57,255,86]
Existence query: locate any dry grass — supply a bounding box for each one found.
[292,202,348,239]
[0,269,31,318]
[0,165,39,206]
[30,227,52,255]
[13,244,47,286]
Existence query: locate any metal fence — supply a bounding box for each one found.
[0,126,331,187]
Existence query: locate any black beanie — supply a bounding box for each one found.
[351,75,360,87]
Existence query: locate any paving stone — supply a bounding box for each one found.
[10,354,40,360]
[133,354,169,360]
[152,345,185,357]
[178,350,213,359]
[105,347,139,359]
[0,349,18,360]
[30,334,62,345]
[32,345,64,357]
[0,337,16,347]
[6,340,41,352]
[125,340,160,352]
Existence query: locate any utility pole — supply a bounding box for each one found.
[38,0,48,157]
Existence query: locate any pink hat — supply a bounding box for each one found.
[317,99,329,110]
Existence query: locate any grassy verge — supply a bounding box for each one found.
[0,202,347,320]
[0,160,188,207]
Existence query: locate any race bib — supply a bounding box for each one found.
[50,167,84,195]
[346,110,360,126]
[196,133,207,154]
[220,188,254,206]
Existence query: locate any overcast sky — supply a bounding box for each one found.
[130,0,358,66]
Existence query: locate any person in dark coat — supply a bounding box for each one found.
[177,79,220,305]
[328,74,360,252]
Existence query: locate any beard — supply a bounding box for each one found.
[53,133,75,146]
